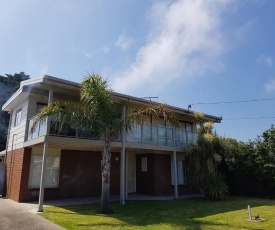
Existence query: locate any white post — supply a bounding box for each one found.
[172,127,178,199]
[37,88,53,212]
[173,151,178,199]
[120,105,126,205]
[248,205,252,220]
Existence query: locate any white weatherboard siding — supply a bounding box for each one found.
[7,99,29,151]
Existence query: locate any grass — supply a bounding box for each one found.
[42,196,275,230]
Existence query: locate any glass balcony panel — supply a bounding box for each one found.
[187,131,198,144]
[143,125,157,145]
[166,128,173,146]
[126,124,142,143]
[175,130,186,147]
[27,118,34,140]
[158,127,173,146]
[38,119,47,136]
[31,122,39,139]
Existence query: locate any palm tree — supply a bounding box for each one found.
[34,73,177,212]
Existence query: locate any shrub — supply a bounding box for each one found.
[205,173,229,201]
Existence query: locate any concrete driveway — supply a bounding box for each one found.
[0,198,64,230]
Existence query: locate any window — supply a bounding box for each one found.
[14,109,22,126]
[28,149,61,189]
[171,160,187,185]
[36,102,47,113]
[141,157,147,172]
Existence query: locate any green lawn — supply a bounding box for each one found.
[42,197,275,230]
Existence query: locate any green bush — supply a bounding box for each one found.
[205,173,228,201]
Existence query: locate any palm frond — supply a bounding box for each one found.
[128,103,179,127]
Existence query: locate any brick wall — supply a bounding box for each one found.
[9,148,121,202]
[6,148,26,201]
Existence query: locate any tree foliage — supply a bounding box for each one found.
[188,113,228,200]
[0,72,30,151]
[222,124,275,197]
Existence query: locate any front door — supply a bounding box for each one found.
[127,153,136,193]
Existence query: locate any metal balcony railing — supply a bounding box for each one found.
[126,123,197,147]
[27,116,197,147]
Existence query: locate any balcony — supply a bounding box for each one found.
[27,117,197,148]
[126,124,197,147]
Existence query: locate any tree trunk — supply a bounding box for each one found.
[100,138,112,212]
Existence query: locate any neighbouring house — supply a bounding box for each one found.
[1,75,221,203]
[0,151,5,163]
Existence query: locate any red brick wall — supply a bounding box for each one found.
[12,149,121,202]
[19,148,32,201]
[5,148,29,201]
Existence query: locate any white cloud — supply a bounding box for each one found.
[82,50,94,59]
[265,79,275,93]
[234,20,254,41]
[265,57,273,67]
[111,0,233,94]
[257,55,273,67]
[79,46,110,59]
[102,46,111,54]
[116,34,133,51]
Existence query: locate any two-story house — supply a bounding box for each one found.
[1,75,221,203]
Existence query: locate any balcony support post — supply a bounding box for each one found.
[172,127,178,198]
[173,151,178,199]
[37,88,53,212]
[120,105,126,205]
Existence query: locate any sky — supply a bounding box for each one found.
[1,0,275,142]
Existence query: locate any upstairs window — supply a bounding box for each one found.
[36,102,47,113]
[14,109,22,126]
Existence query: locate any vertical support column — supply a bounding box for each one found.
[120,105,126,205]
[173,151,178,199]
[37,88,53,212]
[172,127,178,198]
[125,153,128,200]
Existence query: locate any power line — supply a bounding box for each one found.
[190,97,275,106]
[223,116,275,121]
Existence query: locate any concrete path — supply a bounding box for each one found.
[0,198,64,230]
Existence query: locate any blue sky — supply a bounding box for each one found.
[1,0,275,142]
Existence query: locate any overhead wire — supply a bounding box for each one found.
[190,97,275,105]
[189,97,275,121]
[223,116,275,121]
